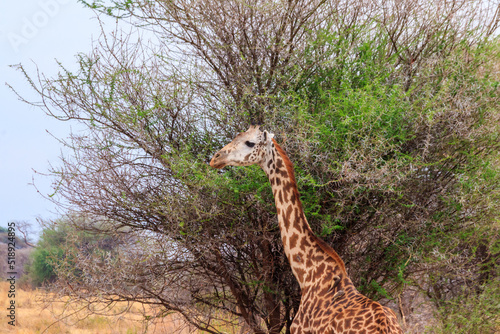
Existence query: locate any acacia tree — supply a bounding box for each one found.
[11,0,500,333]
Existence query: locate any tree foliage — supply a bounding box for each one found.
[11,0,500,332]
[26,217,118,287]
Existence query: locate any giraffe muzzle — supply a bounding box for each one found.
[210,151,227,169]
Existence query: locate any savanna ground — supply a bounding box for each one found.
[0,282,241,334]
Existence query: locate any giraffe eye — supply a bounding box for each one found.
[245,141,255,148]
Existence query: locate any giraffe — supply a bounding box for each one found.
[210,126,403,334]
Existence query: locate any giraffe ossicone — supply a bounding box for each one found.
[210,126,403,334]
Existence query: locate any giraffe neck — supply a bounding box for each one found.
[260,139,347,290]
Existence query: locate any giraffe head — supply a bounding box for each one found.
[210,125,274,169]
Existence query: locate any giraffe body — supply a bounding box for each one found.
[210,126,403,334]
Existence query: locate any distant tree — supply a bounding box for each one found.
[26,216,118,287]
[0,222,33,280]
[11,0,500,332]
[0,222,32,247]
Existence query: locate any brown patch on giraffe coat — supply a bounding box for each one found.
[282,181,294,199]
[292,214,303,233]
[276,158,284,170]
[244,153,251,161]
[295,267,306,283]
[353,317,364,329]
[280,169,288,178]
[315,263,326,279]
[300,237,312,251]
[356,308,369,315]
[283,206,291,231]
[305,272,313,283]
[289,233,299,249]
[283,204,293,231]
[323,271,334,287]
[312,254,325,263]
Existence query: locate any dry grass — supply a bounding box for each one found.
[0,282,204,334]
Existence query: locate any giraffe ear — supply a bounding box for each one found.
[263,130,274,144]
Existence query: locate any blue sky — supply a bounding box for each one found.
[0,0,114,233]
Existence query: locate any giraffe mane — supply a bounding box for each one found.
[271,138,347,275]
[272,138,300,207]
